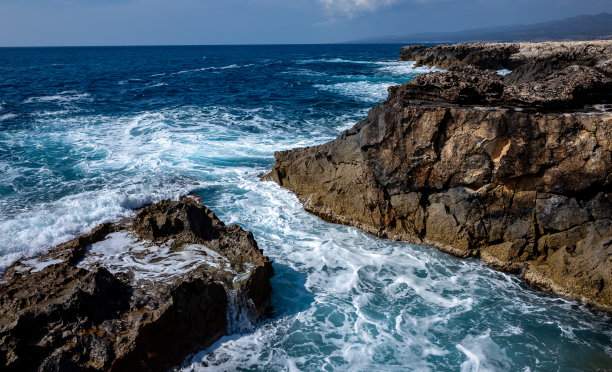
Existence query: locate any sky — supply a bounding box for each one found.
[0,0,610,46]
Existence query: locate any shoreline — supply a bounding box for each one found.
[267,40,612,311]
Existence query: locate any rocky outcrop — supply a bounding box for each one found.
[400,41,612,83]
[267,42,612,310]
[0,197,273,371]
[401,64,611,110]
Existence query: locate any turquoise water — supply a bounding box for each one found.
[0,45,610,371]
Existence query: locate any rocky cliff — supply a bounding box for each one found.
[266,41,612,310]
[0,197,273,371]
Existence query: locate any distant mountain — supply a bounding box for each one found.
[346,13,612,44]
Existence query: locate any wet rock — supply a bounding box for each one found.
[0,198,273,371]
[267,41,612,310]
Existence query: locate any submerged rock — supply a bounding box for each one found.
[0,197,273,371]
[267,41,612,310]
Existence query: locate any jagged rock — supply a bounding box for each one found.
[396,64,611,110]
[266,41,612,310]
[399,43,519,70]
[0,198,273,371]
[400,40,612,82]
[392,65,505,105]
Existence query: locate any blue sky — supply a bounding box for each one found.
[0,0,610,46]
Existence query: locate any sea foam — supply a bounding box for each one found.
[23,90,92,104]
[77,231,234,284]
[0,104,361,271]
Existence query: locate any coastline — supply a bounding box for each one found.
[0,42,611,370]
[267,40,612,311]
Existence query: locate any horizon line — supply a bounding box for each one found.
[0,42,419,49]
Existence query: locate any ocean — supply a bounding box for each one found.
[0,44,610,371]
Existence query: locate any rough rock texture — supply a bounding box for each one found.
[402,64,611,110]
[400,43,521,70]
[267,42,612,310]
[0,197,273,371]
[400,41,612,83]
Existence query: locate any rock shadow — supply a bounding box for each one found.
[268,263,314,318]
[180,263,314,369]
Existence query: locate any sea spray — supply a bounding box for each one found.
[226,289,258,334]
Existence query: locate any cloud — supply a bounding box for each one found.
[318,0,476,19]
[318,0,402,18]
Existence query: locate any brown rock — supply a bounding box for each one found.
[266,41,612,310]
[400,40,612,82]
[0,198,273,371]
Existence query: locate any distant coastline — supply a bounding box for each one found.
[345,13,612,44]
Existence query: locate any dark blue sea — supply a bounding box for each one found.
[0,45,611,371]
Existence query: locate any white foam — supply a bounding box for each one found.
[2,78,611,370]
[0,189,177,270]
[18,257,63,273]
[299,58,383,65]
[31,109,73,117]
[181,182,478,370]
[77,231,233,283]
[0,104,362,271]
[299,58,443,76]
[147,82,167,88]
[226,290,258,334]
[23,90,92,104]
[280,68,327,77]
[376,61,445,76]
[457,330,511,372]
[171,64,250,75]
[315,81,393,103]
[496,69,512,76]
[118,78,143,85]
[0,113,17,121]
[311,60,441,103]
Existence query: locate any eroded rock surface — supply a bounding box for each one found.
[267,42,612,310]
[0,197,273,371]
[400,41,612,83]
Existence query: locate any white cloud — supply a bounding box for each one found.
[319,0,402,18]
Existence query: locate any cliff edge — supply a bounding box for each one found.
[266,41,612,310]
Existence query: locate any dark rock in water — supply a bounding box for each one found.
[266,41,612,311]
[0,198,273,371]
